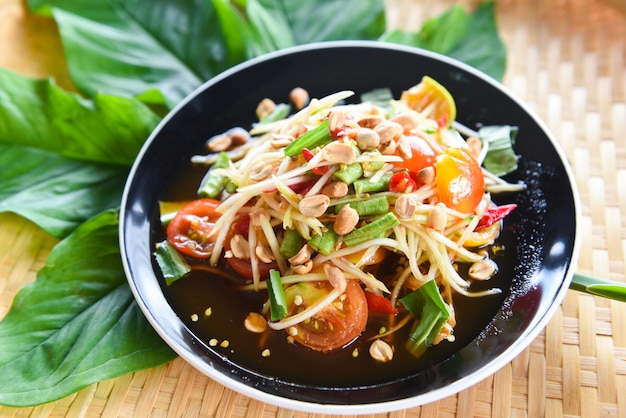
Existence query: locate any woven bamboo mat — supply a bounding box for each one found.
[1,0,625,416]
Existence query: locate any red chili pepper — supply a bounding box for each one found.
[389,171,418,193]
[476,203,517,230]
[302,148,329,175]
[365,292,398,315]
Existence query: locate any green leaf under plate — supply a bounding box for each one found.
[0,211,176,407]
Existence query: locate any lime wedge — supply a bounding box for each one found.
[400,75,457,127]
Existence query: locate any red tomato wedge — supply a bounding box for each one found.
[167,199,221,259]
[435,148,484,213]
[284,280,368,352]
[391,136,436,175]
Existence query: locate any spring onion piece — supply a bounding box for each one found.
[198,151,230,198]
[267,269,288,321]
[154,240,191,285]
[479,125,519,176]
[343,212,400,247]
[335,195,389,216]
[283,119,332,157]
[400,279,450,358]
[570,273,626,302]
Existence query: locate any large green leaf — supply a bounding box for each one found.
[380,2,506,81]
[0,144,127,238]
[0,211,176,407]
[0,68,159,166]
[27,0,386,108]
[252,0,385,45]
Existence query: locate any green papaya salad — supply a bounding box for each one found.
[155,76,524,361]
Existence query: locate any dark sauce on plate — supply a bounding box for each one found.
[155,161,515,388]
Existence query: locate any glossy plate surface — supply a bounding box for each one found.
[120,41,580,414]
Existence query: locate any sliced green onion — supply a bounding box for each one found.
[154,240,191,285]
[399,279,450,358]
[307,228,339,256]
[279,228,304,259]
[343,212,399,247]
[198,151,230,198]
[283,119,332,157]
[335,195,389,216]
[570,273,626,302]
[267,269,288,321]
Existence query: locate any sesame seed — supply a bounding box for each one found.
[190,314,199,322]
[261,349,271,357]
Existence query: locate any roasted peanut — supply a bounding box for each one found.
[299,194,330,217]
[289,87,309,110]
[468,259,497,280]
[328,111,346,133]
[334,204,359,235]
[249,161,273,181]
[288,244,314,266]
[256,98,275,119]
[321,181,349,198]
[417,166,435,184]
[378,139,397,155]
[255,243,275,263]
[323,142,357,165]
[230,234,250,259]
[227,127,250,146]
[244,312,267,333]
[396,136,413,160]
[394,195,417,219]
[292,260,313,274]
[206,134,232,152]
[355,128,381,150]
[369,339,393,362]
[391,112,420,132]
[374,121,404,144]
[427,203,448,231]
[323,263,347,293]
[357,115,383,129]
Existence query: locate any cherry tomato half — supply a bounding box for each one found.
[392,136,436,174]
[435,148,484,213]
[226,255,278,282]
[166,199,221,259]
[284,280,368,352]
[224,214,278,281]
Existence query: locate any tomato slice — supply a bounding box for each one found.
[166,199,221,259]
[392,136,436,175]
[284,280,368,352]
[224,214,279,281]
[226,256,278,281]
[435,148,484,213]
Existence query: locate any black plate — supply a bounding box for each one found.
[120,41,580,414]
